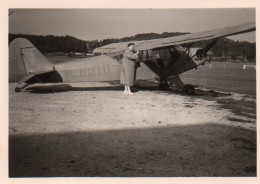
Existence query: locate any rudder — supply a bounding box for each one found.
[9,38,54,82]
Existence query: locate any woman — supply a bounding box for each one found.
[120,43,139,95]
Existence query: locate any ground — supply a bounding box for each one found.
[9,80,256,177]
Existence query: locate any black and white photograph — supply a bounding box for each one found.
[4,1,257,182]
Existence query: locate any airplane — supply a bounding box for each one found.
[9,22,255,95]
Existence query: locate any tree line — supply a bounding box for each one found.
[9,32,255,61]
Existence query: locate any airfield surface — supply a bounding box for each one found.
[9,73,256,176]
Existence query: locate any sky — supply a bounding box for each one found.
[9,8,256,42]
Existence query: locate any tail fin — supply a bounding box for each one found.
[9,38,54,82]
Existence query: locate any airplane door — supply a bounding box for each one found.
[141,47,184,79]
[145,48,180,69]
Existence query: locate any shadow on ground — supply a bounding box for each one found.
[25,84,123,93]
[9,124,256,177]
[24,80,230,98]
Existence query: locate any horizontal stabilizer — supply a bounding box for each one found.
[18,73,35,84]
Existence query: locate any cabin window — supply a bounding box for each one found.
[144,50,162,68]
[159,48,173,67]
[141,50,159,61]
[159,48,172,59]
[169,47,182,61]
[148,50,160,60]
[144,49,172,68]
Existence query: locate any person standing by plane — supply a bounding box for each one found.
[120,43,139,95]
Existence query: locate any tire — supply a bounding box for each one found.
[158,82,169,91]
[183,84,195,95]
[15,87,21,93]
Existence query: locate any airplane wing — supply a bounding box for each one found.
[93,22,255,54]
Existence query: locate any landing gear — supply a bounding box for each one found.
[166,76,195,95]
[14,83,29,93]
[183,84,195,95]
[15,87,21,92]
[158,81,169,91]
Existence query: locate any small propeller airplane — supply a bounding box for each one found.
[9,22,255,94]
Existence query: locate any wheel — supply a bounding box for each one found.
[158,82,169,91]
[15,87,21,93]
[183,84,195,95]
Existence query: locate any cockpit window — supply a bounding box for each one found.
[144,48,176,68]
[159,48,172,59]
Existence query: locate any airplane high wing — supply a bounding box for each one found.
[93,22,255,53]
[9,22,255,94]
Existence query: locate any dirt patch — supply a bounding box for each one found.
[9,82,256,177]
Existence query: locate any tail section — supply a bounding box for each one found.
[9,38,54,82]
